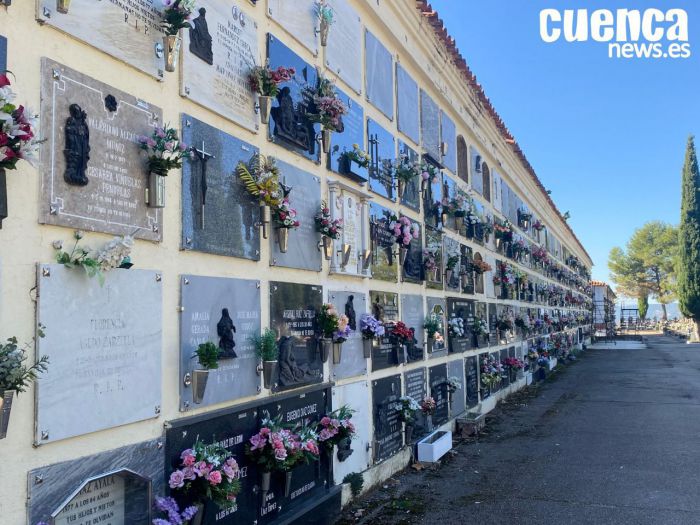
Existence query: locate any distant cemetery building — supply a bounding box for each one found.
[0,2,594,524]
[592,280,617,335]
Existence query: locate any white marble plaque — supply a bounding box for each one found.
[325,0,362,94]
[37,0,166,79]
[331,380,371,484]
[55,474,125,525]
[182,1,259,132]
[36,265,162,444]
[268,0,317,54]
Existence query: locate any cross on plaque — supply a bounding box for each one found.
[192,141,215,229]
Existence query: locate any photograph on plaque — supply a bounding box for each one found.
[425,228,444,290]
[165,386,332,525]
[267,34,320,162]
[447,297,474,354]
[402,221,423,284]
[328,88,367,183]
[39,59,163,241]
[179,275,261,410]
[372,375,402,463]
[36,265,162,444]
[365,30,394,119]
[28,439,163,525]
[426,297,447,358]
[325,0,363,94]
[401,294,424,362]
[268,0,317,54]
[443,236,461,291]
[331,380,372,484]
[181,1,258,132]
[369,202,397,282]
[396,63,419,144]
[369,291,399,371]
[420,90,441,163]
[329,291,367,380]
[367,118,396,200]
[403,367,428,437]
[428,364,449,426]
[181,114,260,259]
[270,282,323,391]
[448,359,466,417]
[440,111,457,174]
[423,164,443,229]
[465,355,480,408]
[36,0,166,79]
[398,141,421,211]
[270,161,322,271]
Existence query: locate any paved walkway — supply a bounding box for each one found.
[338,335,700,525]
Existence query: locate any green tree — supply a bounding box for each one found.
[608,221,679,320]
[637,295,649,320]
[677,135,700,340]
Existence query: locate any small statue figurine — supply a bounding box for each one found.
[345,295,356,331]
[372,296,384,322]
[63,103,90,186]
[217,308,237,358]
[189,8,214,65]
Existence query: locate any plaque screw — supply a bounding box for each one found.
[185,120,192,127]
[43,7,52,17]
[157,441,163,449]
[42,267,50,277]
[185,237,192,245]
[153,224,159,233]
[51,68,60,80]
[257,386,262,393]
[34,475,44,485]
[41,430,49,440]
[49,205,58,215]
[256,281,261,289]
[155,274,162,282]
[185,86,191,95]
[158,70,164,78]
[272,259,277,265]
[184,278,190,285]
[155,405,161,415]
[177,306,185,312]
[183,401,190,409]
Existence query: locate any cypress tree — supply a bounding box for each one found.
[637,295,649,320]
[677,136,700,340]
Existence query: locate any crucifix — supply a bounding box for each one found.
[192,141,215,230]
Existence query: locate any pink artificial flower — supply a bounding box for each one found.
[207,470,222,485]
[0,73,10,88]
[169,470,185,489]
[320,416,331,426]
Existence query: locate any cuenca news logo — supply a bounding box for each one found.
[540,8,691,59]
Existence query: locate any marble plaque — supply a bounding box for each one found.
[398,142,420,211]
[165,385,331,524]
[443,236,461,291]
[404,367,428,437]
[270,161,322,271]
[461,244,475,294]
[268,0,317,54]
[440,112,457,174]
[429,364,449,426]
[331,381,371,484]
[179,275,261,410]
[423,165,442,229]
[270,282,323,391]
[39,59,162,241]
[328,185,366,276]
[330,291,367,380]
[365,30,393,119]
[267,35,319,162]
[447,297,473,354]
[396,64,419,144]
[37,0,165,79]
[448,359,466,418]
[421,90,441,162]
[425,228,444,290]
[28,439,163,525]
[465,355,479,408]
[442,176,457,232]
[369,202,397,282]
[369,291,399,371]
[181,114,260,259]
[181,1,258,132]
[402,225,423,284]
[367,118,396,200]
[401,294,424,362]
[426,297,448,358]
[36,265,162,444]
[372,375,402,463]
[328,89,367,183]
[325,0,363,94]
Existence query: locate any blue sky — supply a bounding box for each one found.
[430,0,699,284]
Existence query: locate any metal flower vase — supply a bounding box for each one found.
[445,269,453,283]
[259,95,273,125]
[163,34,181,73]
[56,0,71,14]
[261,471,271,502]
[260,205,271,239]
[284,470,294,497]
[399,246,408,265]
[321,235,333,260]
[192,369,209,404]
[0,390,14,439]
[405,422,414,444]
[362,337,373,358]
[319,20,330,46]
[319,338,332,362]
[147,171,166,208]
[321,129,332,154]
[0,169,7,229]
[397,180,406,199]
[190,503,205,525]
[277,227,289,253]
[426,336,434,354]
[261,360,278,389]
[332,342,343,364]
[426,414,434,431]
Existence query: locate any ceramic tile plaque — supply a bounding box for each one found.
[179,275,261,410]
[328,89,367,183]
[37,0,166,79]
[331,380,372,484]
[448,359,466,417]
[325,0,363,94]
[181,114,260,259]
[421,90,441,162]
[268,0,317,54]
[396,64,419,144]
[39,59,163,241]
[27,439,163,525]
[369,202,397,282]
[181,1,259,132]
[426,297,448,358]
[365,30,393,119]
[372,375,402,463]
[367,118,396,200]
[270,161,322,271]
[429,364,449,426]
[401,294,424,362]
[36,265,162,444]
[270,282,323,391]
[441,112,457,174]
[330,291,367,380]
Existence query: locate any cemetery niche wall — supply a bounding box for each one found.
[372,375,402,463]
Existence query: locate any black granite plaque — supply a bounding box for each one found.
[404,367,428,438]
[165,385,331,525]
[461,244,475,294]
[429,364,449,427]
[270,282,324,391]
[474,302,490,348]
[447,297,474,353]
[365,30,394,119]
[181,114,260,259]
[328,87,367,183]
[369,202,397,282]
[442,176,457,232]
[465,355,479,408]
[426,297,447,358]
[367,118,395,200]
[420,90,440,163]
[398,141,421,211]
[402,225,423,284]
[396,64,419,144]
[370,291,400,371]
[488,303,498,344]
[448,359,466,417]
[440,112,457,174]
[372,375,402,463]
[500,348,510,387]
[267,34,319,162]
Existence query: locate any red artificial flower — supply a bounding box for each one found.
[0,74,10,88]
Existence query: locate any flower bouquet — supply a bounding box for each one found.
[316,0,335,46]
[271,197,300,253]
[389,215,420,265]
[471,317,488,339]
[236,153,283,238]
[138,125,192,208]
[160,0,196,72]
[316,303,351,363]
[423,314,443,353]
[359,313,384,358]
[314,202,343,259]
[152,496,199,525]
[420,396,436,430]
[423,249,439,281]
[339,143,370,177]
[394,155,421,198]
[419,161,439,191]
[303,75,348,153]
[448,316,465,338]
[398,396,421,441]
[471,259,493,275]
[248,64,296,124]
[317,405,355,461]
